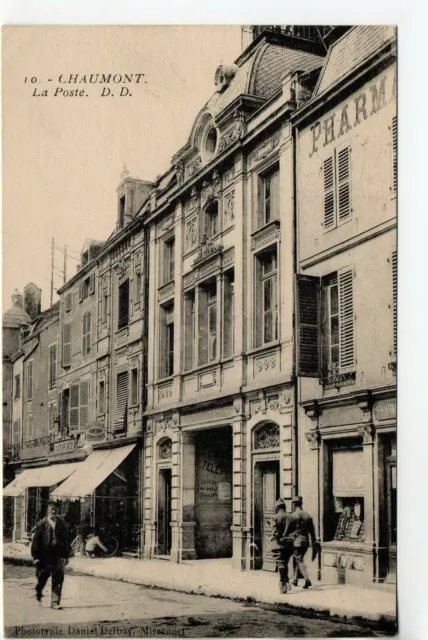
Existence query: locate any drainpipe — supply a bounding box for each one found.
[292,123,299,499]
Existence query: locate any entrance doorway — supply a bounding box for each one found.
[157,468,172,556]
[253,460,280,571]
[386,440,396,580]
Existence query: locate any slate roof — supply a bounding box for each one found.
[315,25,396,97]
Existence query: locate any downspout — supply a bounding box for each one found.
[292,123,299,499]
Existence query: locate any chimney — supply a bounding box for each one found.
[24,282,42,320]
[11,289,23,309]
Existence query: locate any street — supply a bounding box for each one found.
[3,564,386,638]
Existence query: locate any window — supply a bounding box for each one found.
[392,250,397,357]
[27,360,34,401]
[14,374,21,399]
[82,312,91,355]
[131,368,139,406]
[115,371,128,431]
[79,274,95,301]
[164,238,175,284]
[323,144,351,230]
[48,404,57,433]
[118,279,130,329]
[119,195,126,228]
[62,323,72,367]
[295,266,355,378]
[392,116,397,194]
[160,303,174,378]
[204,201,219,239]
[27,413,34,439]
[223,269,235,358]
[184,291,196,371]
[255,248,278,347]
[64,292,72,312]
[258,166,279,227]
[99,380,106,415]
[199,280,217,365]
[69,381,89,431]
[48,344,57,389]
[12,419,20,444]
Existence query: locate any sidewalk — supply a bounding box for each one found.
[3,542,396,629]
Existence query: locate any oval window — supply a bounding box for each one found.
[204,126,218,160]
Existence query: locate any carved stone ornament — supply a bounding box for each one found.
[189,187,199,210]
[201,172,221,206]
[174,161,185,186]
[254,423,280,450]
[116,257,129,279]
[224,191,235,223]
[358,424,375,444]
[268,398,279,412]
[233,399,242,414]
[304,401,321,424]
[188,157,202,178]
[305,430,321,450]
[193,234,223,265]
[254,391,267,415]
[158,438,172,460]
[185,218,197,250]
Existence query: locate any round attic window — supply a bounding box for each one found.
[203,126,218,162]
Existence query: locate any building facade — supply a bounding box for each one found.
[293,26,397,584]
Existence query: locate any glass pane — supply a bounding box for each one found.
[264,279,272,311]
[331,346,339,371]
[264,310,273,343]
[331,316,339,346]
[330,283,338,315]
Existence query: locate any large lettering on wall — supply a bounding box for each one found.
[309,71,396,158]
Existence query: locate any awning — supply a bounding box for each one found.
[332,450,365,497]
[3,462,82,497]
[50,444,136,501]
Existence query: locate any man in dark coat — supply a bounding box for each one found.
[271,498,294,593]
[31,501,70,609]
[290,496,318,589]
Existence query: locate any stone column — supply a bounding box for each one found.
[170,425,181,562]
[231,403,247,570]
[146,227,158,408]
[143,424,156,558]
[359,424,376,547]
[173,203,183,390]
[172,430,197,561]
[232,154,244,374]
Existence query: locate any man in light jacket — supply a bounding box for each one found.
[290,496,318,589]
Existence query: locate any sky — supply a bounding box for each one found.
[2,26,243,311]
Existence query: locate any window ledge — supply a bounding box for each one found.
[320,371,356,390]
[156,375,174,385]
[246,341,281,359]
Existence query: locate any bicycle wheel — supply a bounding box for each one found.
[71,535,83,556]
[103,537,119,558]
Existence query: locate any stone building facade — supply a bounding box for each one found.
[293,26,397,584]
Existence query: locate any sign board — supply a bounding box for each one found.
[373,401,396,422]
[53,439,75,455]
[85,423,106,442]
[217,481,232,502]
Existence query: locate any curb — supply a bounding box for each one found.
[4,555,397,633]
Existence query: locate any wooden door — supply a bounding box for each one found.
[157,468,172,555]
[254,460,279,571]
[387,460,397,578]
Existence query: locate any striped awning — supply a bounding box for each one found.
[50,444,136,501]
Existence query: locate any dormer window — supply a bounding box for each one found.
[202,126,218,163]
[119,195,126,228]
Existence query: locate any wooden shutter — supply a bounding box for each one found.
[89,273,95,295]
[392,116,397,193]
[392,250,397,355]
[323,156,335,229]
[65,292,72,312]
[63,324,71,367]
[338,266,355,369]
[337,146,351,221]
[79,380,89,429]
[114,371,128,430]
[295,274,321,377]
[69,384,79,430]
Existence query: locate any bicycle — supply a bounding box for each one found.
[70,533,119,558]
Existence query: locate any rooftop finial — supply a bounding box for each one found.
[121,163,129,180]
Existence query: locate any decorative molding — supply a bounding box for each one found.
[183,271,198,290]
[201,170,221,206]
[279,388,293,413]
[158,384,173,401]
[255,354,276,374]
[189,187,199,212]
[158,438,172,460]
[358,393,373,423]
[222,248,235,267]
[185,217,198,252]
[188,157,202,178]
[254,423,280,450]
[223,190,235,224]
[115,257,129,279]
[158,281,175,303]
[219,111,245,152]
[161,214,175,234]
[303,401,321,424]
[193,235,223,268]
[305,430,321,449]
[251,220,280,251]
[223,165,235,187]
[253,391,267,415]
[174,161,185,186]
[251,135,280,166]
[358,424,376,444]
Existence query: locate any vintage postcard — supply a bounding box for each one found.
[2,25,397,638]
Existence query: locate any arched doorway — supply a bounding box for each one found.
[157,438,172,556]
[252,421,280,571]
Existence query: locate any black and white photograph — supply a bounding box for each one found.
[2,17,402,639]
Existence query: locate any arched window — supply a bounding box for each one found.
[158,438,172,461]
[253,422,280,450]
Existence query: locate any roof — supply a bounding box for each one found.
[314,25,396,97]
[3,305,31,329]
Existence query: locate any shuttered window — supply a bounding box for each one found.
[62,323,72,367]
[392,116,397,194]
[27,361,34,400]
[49,344,57,389]
[14,374,21,399]
[392,250,397,356]
[258,166,279,228]
[48,404,57,433]
[69,384,80,430]
[295,274,320,377]
[118,280,130,329]
[115,371,128,431]
[82,312,91,355]
[69,381,89,431]
[323,145,351,230]
[64,292,72,312]
[27,414,34,439]
[338,267,355,369]
[12,419,20,444]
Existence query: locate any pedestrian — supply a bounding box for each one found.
[85,528,108,558]
[31,500,70,609]
[271,498,294,594]
[290,496,318,589]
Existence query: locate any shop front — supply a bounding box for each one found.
[50,442,141,555]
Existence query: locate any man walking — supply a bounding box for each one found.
[31,501,70,609]
[271,498,294,594]
[290,496,318,589]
